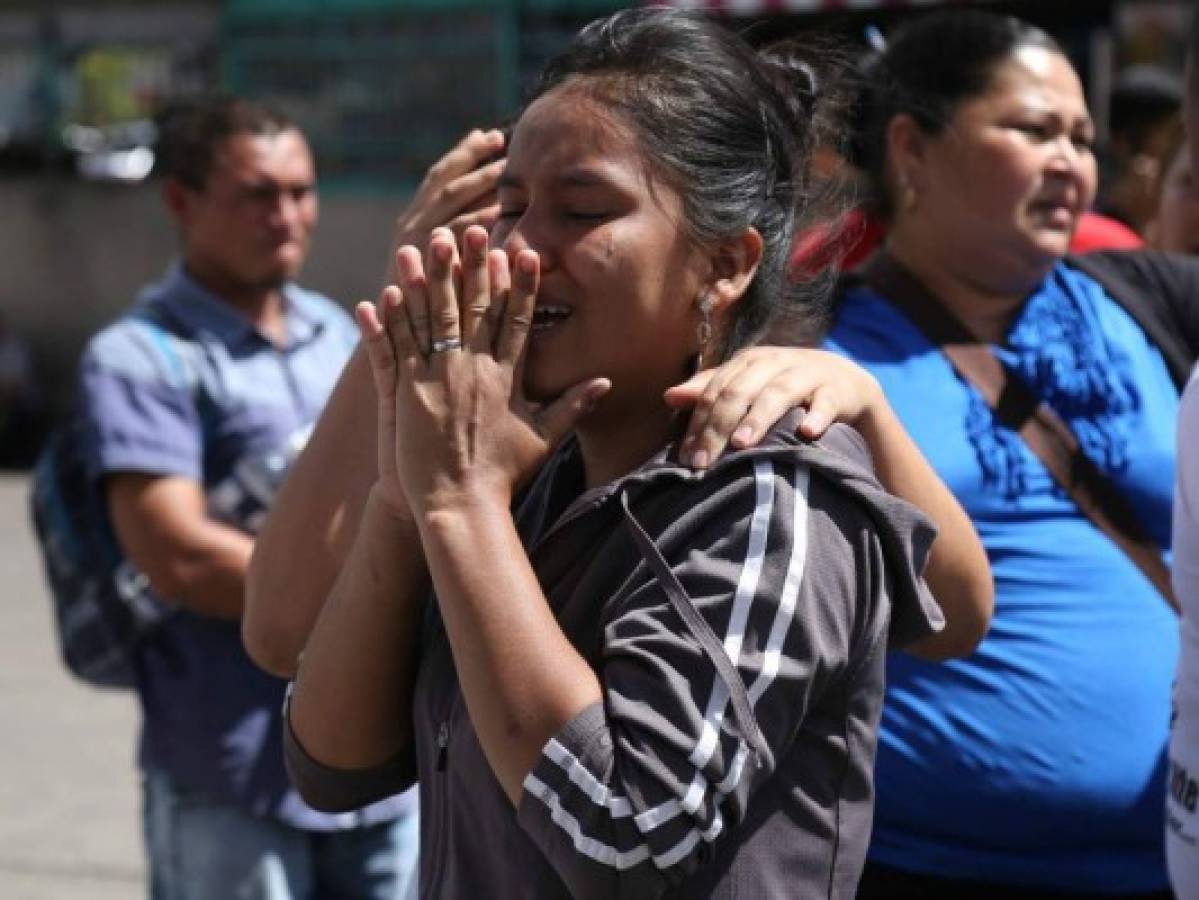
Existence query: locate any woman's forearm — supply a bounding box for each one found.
[418,498,602,805]
[855,399,994,658]
[244,347,379,676]
[287,487,428,769]
[245,127,507,677]
[663,346,993,657]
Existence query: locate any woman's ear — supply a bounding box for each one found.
[707,227,764,312]
[887,113,929,196]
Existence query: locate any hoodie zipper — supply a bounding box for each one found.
[426,687,460,894]
[435,720,450,772]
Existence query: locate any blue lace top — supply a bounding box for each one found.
[828,261,1179,891]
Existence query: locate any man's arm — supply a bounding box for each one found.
[80,318,254,621]
[107,473,253,620]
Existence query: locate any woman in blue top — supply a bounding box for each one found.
[670,10,1199,898]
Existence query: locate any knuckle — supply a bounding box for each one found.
[458,166,486,190]
[373,350,396,373]
[430,185,451,209]
[761,381,794,402]
[440,179,465,204]
[722,384,751,406]
[706,408,738,432]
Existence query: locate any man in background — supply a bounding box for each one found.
[76,95,416,900]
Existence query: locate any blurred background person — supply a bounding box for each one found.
[76,95,416,900]
[1148,144,1199,253]
[1098,64,1185,239]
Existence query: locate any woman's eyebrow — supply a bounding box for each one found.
[497,169,614,191]
[554,169,609,188]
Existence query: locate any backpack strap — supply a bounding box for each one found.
[1065,251,1194,391]
[125,305,219,440]
[862,252,1178,615]
[126,303,196,390]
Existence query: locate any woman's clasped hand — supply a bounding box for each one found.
[355,225,609,519]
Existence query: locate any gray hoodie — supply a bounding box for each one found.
[286,418,943,898]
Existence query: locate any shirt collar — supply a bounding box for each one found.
[151,263,323,350]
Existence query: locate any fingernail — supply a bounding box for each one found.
[519,254,537,274]
[691,450,709,469]
[733,425,754,445]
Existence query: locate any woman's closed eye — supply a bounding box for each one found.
[1011,121,1055,142]
[562,209,611,223]
[496,205,608,219]
[1069,130,1096,153]
[1009,120,1094,153]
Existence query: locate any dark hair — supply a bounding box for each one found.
[849,10,1063,219]
[1108,65,1182,153]
[1189,9,1199,72]
[525,8,840,356]
[154,95,298,190]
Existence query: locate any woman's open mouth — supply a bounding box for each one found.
[532,305,572,332]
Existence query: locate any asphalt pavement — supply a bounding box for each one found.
[0,474,144,899]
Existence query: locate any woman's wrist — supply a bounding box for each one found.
[415,482,512,526]
[850,375,896,443]
[366,481,417,528]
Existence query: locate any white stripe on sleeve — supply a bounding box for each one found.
[525,462,812,872]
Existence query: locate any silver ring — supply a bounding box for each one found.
[430,337,462,354]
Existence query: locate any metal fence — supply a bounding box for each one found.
[224,8,509,186]
[0,1,623,188]
[222,1,623,188]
